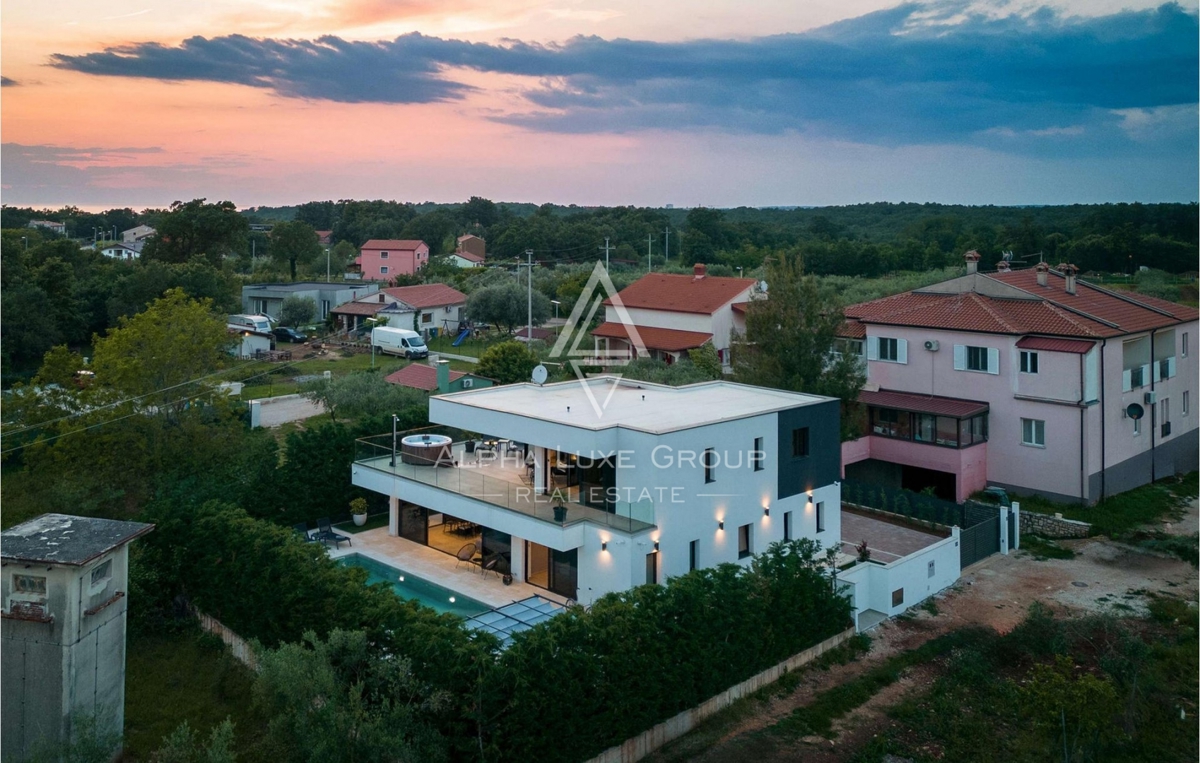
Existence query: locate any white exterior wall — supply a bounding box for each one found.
[606,287,752,353]
[837,529,960,625]
[362,399,841,605]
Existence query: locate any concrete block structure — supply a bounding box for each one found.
[1,514,153,761]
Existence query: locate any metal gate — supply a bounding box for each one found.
[960,514,1000,568]
[1007,508,1018,549]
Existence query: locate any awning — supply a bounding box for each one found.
[1015,336,1096,354]
[591,322,713,352]
[859,389,988,418]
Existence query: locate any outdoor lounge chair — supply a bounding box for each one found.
[293,522,316,542]
[314,516,351,549]
[455,543,477,570]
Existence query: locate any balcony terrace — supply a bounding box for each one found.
[354,430,655,534]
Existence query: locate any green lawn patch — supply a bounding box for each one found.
[124,630,269,762]
[1013,472,1197,538]
[334,512,390,534]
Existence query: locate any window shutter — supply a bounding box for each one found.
[866,337,879,361]
[987,347,1000,375]
[953,345,966,371]
[1142,364,1151,387]
[1122,369,1132,392]
[896,339,908,364]
[1168,356,1176,378]
[1153,361,1161,383]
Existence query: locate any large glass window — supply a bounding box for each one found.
[792,428,810,458]
[914,414,936,443]
[737,524,752,559]
[872,408,910,439]
[935,416,958,447]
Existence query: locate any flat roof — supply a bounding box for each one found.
[435,376,835,433]
[2,514,153,566]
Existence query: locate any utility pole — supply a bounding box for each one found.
[663,226,670,264]
[599,237,613,271]
[522,249,533,343]
[647,235,653,273]
[326,249,331,282]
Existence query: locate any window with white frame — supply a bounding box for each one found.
[380,266,389,274]
[955,344,999,374]
[1133,416,1141,436]
[878,337,899,362]
[1020,350,1039,374]
[379,251,389,259]
[1161,398,1171,437]
[1021,418,1045,447]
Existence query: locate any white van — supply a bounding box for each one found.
[229,314,272,333]
[372,327,429,359]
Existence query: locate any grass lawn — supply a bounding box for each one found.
[335,512,390,533]
[124,629,270,762]
[1015,471,1198,537]
[425,332,510,358]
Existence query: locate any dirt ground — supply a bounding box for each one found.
[652,528,1199,763]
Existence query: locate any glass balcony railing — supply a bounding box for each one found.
[354,430,655,534]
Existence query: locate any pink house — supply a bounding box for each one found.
[355,239,429,281]
[841,256,1198,505]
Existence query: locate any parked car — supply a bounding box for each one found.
[272,327,308,344]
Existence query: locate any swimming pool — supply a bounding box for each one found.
[337,553,490,618]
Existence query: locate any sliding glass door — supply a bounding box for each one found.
[526,541,578,600]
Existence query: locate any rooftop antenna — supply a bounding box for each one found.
[1001,250,1014,262]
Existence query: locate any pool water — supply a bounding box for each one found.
[337,553,490,617]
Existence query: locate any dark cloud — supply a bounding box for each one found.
[48,2,1198,149]
[1,76,19,87]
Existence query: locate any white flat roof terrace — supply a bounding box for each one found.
[432,376,834,434]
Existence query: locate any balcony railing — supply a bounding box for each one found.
[354,431,655,534]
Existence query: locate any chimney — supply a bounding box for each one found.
[995,261,1011,272]
[1035,261,1049,287]
[693,263,707,280]
[1062,264,1078,295]
[436,359,451,394]
[964,250,980,274]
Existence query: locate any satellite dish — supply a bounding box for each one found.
[758,280,768,293]
[1126,403,1144,420]
[531,365,548,385]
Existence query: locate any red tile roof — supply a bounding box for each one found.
[384,364,466,391]
[837,321,866,339]
[592,322,713,352]
[1015,336,1096,354]
[380,283,466,309]
[361,239,427,251]
[454,251,485,263]
[859,389,989,418]
[731,301,749,315]
[846,269,1198,339]
[513,327,556,341]
[331,301,386,316]
[604,273,755,315]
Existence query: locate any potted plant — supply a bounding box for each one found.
[350,497,369,527]
[552,495,568,523]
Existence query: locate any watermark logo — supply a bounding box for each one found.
[549,261,647,417]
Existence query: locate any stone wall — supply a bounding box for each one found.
[1021,510,1091,539]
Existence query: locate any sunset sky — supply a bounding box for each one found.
[1,0,1196,210]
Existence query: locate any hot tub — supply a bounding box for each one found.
[400,434,454,466]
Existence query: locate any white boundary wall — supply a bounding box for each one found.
[837,528,961,628]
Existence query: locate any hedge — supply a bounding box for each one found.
[137,500,852,762]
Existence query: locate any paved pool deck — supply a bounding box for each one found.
[328,527,568,609]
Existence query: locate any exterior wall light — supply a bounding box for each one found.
[763,506,770,517]
[653,541,660,551]
[601,541,608,551]
[718,520,724,531]
[807,494,814,505]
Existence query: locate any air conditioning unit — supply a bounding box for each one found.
[924,340,940,351]
[1144,390,1157,405]
[461,378,474,389]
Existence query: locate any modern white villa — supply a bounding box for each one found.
[351,377,843,605]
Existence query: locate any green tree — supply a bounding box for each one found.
[151,719,237,763]
[466,282,550,333]
[733,254,866,440]
[687,342,723,379]
[618,357,718,386]
[300,371,429,423]
[329,240,357,275]
[141,199,249,267]
[279,294,317,327]
[91,288,234,414]
[1019,655,1121,761]
[475,341,539,385]
[270,221,322,280]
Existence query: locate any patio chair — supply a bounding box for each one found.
[314,516,352,549]
[480,555,500,579]
[455,543,478,570]
[293,522,315,542]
